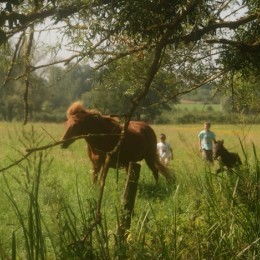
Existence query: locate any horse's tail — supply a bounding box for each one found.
[154,155,175,183]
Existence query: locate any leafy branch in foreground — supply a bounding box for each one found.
[1,1,259,123]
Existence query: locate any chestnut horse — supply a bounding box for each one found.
[61,102,173,183]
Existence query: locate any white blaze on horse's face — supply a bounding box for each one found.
[61,118,83,148]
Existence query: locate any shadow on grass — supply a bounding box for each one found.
[138,181,176,200]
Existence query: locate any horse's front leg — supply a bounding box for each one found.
[97,155,108,185]
[216,160,225,174]
[88,154,103,184]
[92,166,99,184]
[92,160,103,184]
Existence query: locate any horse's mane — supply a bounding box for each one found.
[67,102,86,118]
[66,102,118,124]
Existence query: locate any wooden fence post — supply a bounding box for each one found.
[117,162,140,239]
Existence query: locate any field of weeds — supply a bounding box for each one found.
[0,122,259,259]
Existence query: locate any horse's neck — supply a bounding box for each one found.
[85,116,122,152]
[223,147,229,153]
[88,116,121,134]
[221,147,232,157]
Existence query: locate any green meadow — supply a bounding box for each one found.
[0,122,259,259]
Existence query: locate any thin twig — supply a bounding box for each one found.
[2,32,25,87]
[0,152,32,173]
[23,24,35,125]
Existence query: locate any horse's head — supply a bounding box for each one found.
[61,102,89,148]
[61,117,84,148]
[213,140,224,159]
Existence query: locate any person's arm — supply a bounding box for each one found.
[213,132,216,144]
[170,146,173,160]
[198,132,202,151]
[199,139,202,151]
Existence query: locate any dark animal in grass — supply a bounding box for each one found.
[61,102,173,184]
[213,140,242,173]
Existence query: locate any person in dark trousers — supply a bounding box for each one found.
[198,122,216,163]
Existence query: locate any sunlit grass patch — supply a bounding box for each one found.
[0,122,260,258]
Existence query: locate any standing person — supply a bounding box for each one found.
[198,122,216,163]
[157,133,173,166]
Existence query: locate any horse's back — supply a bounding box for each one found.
[128,121,156,138]
[127,121,157,146]
[115,121,157,162]
[220,152,241,168]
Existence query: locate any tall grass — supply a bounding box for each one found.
[0,123,259,259]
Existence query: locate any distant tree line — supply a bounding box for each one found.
[0,61,175,123]
[1,57,259,124]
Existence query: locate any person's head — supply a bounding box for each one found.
[160,133,166,142]
[204,122,211,131]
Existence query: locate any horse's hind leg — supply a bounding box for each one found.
[145,158,159,183]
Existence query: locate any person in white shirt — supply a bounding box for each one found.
[157,133,173,166]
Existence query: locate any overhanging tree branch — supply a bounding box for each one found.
[166,12,260,45]
[145,69,228,110]
[206,38,260,53]
[5,2,88,38]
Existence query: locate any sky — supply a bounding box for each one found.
[34,22,74,63]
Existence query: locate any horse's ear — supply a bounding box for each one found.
[221,139,224,144]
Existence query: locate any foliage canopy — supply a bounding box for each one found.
[0,0,259,122]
